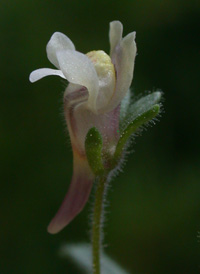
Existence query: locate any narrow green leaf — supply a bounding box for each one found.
[114,104,160,164]
[121,91,162,130]
[60,243,129,274]
[85,127,104,176]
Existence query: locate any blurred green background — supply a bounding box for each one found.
[1,0,200,273]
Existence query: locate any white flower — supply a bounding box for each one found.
[29,21,136,234]
[30,21,136,114]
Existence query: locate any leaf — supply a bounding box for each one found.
[121,91,162,130]
[60,243,129,274]
[85,127,104,176]
[114,104,160,165]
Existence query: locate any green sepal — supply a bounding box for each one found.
[113,104,160,166]
[85,127,104,176]
[121,91,162,130]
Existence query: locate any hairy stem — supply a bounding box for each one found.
[92,176,107,274]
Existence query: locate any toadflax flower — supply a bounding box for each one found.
[29,21,137,234]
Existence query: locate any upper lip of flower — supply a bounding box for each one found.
[29,20,137,115]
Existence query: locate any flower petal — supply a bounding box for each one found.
[46,32,75,68]
[29,68,66,82]
[47,155,94,234]
[109,21,123,58]
[64,96,120,155]
[57,50,99,113]
[108,32,137,111]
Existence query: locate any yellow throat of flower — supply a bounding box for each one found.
[86,50,115,78]
[87,50,115,86]
[86,50,116,110]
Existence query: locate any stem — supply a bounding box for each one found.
[92,176,107,274]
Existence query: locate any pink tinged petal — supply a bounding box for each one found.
[108,32,137,111]
[109,21,123,57]
[47,155,94,234]
[56,50,99,113]
[29,68,66,83]
[64,97,120,155]
[46,32,75,68]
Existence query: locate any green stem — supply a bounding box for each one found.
[92,176,107,274]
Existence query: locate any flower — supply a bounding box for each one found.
[29,21,136,234]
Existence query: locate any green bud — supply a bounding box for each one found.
[85,127,104,176]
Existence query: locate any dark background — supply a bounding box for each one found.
[1,0,200,273]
